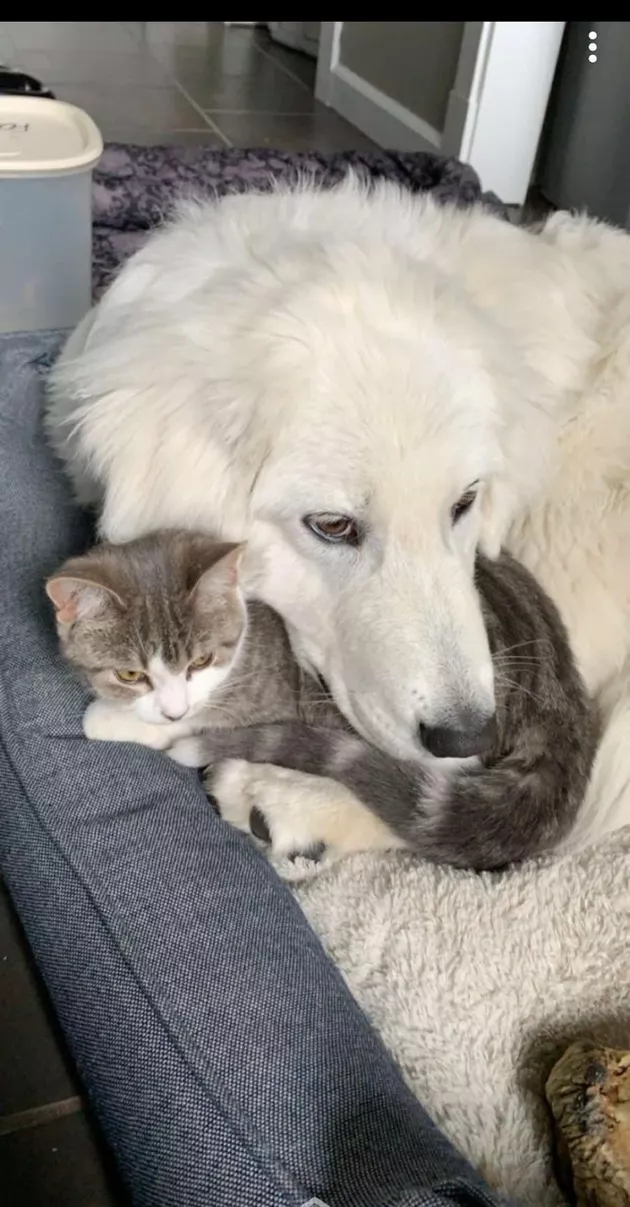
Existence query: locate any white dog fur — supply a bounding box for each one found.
[48,176,630,850]
[47,179,630,1197]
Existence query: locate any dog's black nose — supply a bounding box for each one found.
[419,712,498,759]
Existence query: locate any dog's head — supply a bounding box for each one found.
[240,254,551,763]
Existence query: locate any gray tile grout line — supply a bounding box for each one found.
[134,25,315,106]
[121,19,314,97]
[98,134,233,143]
[203,110,317,117]
[169,79,232,146]
[131,127,231,132]
[153,29,314,144]
[253,34,315,95]
[163,28,316,128]
[120,20,232,147]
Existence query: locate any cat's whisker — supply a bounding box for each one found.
[493,659,541,671]
[493,654,547,669]
[495,673,545,707]
[218,666,299,688]
[199,705,245,726]
[494,638,553,657]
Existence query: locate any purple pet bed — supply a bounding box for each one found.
[91,143,508,298]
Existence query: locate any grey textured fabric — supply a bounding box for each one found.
[0,333,508,1205]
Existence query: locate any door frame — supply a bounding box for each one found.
[315,21,566,204]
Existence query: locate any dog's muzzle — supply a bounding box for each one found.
[419,712,498,759]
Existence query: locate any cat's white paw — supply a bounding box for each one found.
[167,736,208,768]
[206,759,400,861]
[82,700,170,750]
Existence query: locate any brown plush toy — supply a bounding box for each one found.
[545,1040,630,1206]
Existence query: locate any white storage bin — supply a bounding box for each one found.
[0,96,102,334]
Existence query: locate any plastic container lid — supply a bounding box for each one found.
[0,95,102,177]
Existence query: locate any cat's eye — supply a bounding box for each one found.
[115,669,147,684]
[189,654,214,671]
[451,483,479,525]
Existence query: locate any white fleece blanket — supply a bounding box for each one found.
[278,830,630,1205]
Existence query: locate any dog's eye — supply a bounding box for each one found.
[303,513,360,546]
[451,485,479,525]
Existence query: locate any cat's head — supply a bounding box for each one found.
[46,531,246,725]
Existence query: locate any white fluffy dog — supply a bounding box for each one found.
[46,177,630,854]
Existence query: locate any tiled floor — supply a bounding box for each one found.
[0,20,377,152]
[0,21,376,1203]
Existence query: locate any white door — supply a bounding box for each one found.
[268,22,320,57]
[316,22,566,205]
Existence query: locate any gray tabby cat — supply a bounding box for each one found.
[47,529,598,871]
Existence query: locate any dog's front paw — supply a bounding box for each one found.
[205,758,406,864]
[204,759,264,837]
[205,760,331,861]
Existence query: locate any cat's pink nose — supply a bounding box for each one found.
[162,707,187,722]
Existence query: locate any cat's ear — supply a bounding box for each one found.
[191,542,246,605]
[211,543,246,589]
[46,572,124,625]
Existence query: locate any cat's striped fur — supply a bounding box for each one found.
[197,554,599,869]
[51,531,598,870]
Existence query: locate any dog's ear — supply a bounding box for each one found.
[478,478,518,559]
